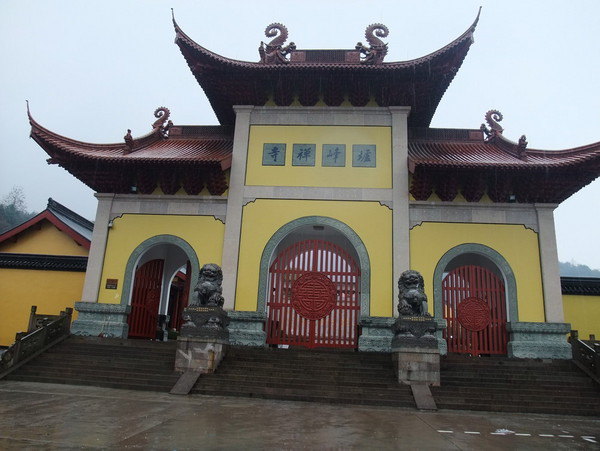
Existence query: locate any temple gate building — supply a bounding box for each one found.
[27,12,600,359]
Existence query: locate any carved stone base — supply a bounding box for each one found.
[71,302,130,338]
[228,311,267,347]
[181,306,230,341]
[175,337,228,373]
[507,321,572,359]
[392,316,437,339]
[358,316,395,352]
[392,342,440,386]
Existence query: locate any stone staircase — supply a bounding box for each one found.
[191,346,416,408]
[6,337,600,416]
[4,336,179,392]
[431,354,600,416]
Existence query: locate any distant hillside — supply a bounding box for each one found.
[560,261,600,278]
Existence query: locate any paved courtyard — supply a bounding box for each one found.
[0,380,598,449]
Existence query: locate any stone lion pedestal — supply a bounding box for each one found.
[175,306,230,374]
[391,316,440,386]
[174,263,230,376]
[391,270,440,387]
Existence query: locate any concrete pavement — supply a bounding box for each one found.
[0,380,598,449]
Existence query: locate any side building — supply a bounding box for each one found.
[0,199,92,346]
[27,14,600,358]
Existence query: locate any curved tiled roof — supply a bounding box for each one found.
[28,110,233,196]
[408,128,600,170]
[173,12,480,126]
[30,114,233,168]
[408,127,600,203]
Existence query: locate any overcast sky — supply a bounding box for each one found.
[1,1,599,268]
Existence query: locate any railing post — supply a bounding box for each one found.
[12,337,22,366]
[27,306,38,333]
[65,307,73,333]
[569,330,579,359]
[594,343,600,378]
[570,329,578,341]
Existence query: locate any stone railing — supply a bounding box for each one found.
[0,307,73,378]
[569,330,600,384]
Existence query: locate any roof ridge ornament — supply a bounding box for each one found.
[152,107,173,138]
[356,23,389,65]
[480,109,528,160]
[480,109,504,141]
[517,134,528,159]
[124,129,134,152]
[123,107,173,154]
[259,23,296,64]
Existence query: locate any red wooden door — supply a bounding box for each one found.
[267,239,361,349]
[128,259,164,339]
[168,261,191,331]
[442,265,507,355]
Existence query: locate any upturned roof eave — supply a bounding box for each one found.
[173,8,480,71]
[28,110,233,169]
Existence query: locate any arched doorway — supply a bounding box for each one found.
[433,244,518,356]
[442,264,507,355]
[264,220,365,349]
[123,236,199,339]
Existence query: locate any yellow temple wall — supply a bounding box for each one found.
[245,125,392,188]
[563,294,600,339]
[0,220,86,346]
[97,214,224,304]
[235,199,393,316]
[409,222,546,321]
[0,269,82,346]
[0,220,88,256]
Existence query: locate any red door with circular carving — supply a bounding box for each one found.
[267,239,361,349]
[442,265,507,355]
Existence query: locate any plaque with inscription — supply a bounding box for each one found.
[292,144,316,166]
[105,279,118,289]
[262,143,286,166]
[352,144,376,167]
[322,144,346,167]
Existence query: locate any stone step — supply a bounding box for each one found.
[6,336,179,393]
[26,355,176,371]
[439,376,595,387]
[191,386,415,407]
[192,382,414,404]
[197,376,404,392]
[7,373,177,392]
[212,371,398,385]
[12,364,177,381]
[441,367,579,375]
[440,375,596,386]
[214,365,395,378]
[431,389,600,404]
[47,344,176,358]
[189,346,409,407]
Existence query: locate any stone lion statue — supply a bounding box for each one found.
[190,263,224,307]
[398,270,430,316]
